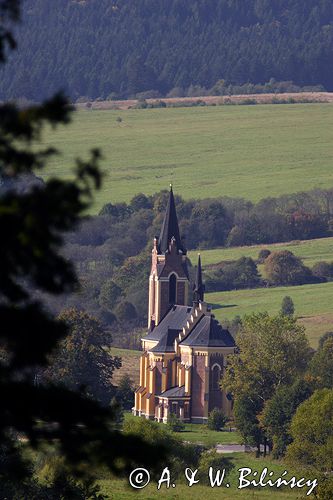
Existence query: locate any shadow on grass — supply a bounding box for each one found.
[210,303,238,310]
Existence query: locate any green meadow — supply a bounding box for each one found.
[188,236,333,269]
[41,103,333,213]
[207,281,333,347]
[174,423,242,446]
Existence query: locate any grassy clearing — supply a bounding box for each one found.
[98,452,306,499]
[207,281,333,347]
[189,236,333,269]
[123,414,242,446]
[179,423,242,446]
[40,103,333,213]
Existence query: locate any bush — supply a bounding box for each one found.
[207,408,228,431]
[167,413,185,432]
[257,249,271,263]
[198,450,234,485]
[264,250,314,286]
[206,257,261,292]
[319,332,333,350]
[123,417,201,478]
[280,296,295,317]
[312,261,333,281]
[115,301,137,322]
[239,98,257,105]
[134,98,148,109]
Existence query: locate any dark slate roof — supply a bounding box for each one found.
[158,186,186,255]
[180,315,235,348]
[159,385,187,399]
[150,328,179,352]
[144,305,192,343]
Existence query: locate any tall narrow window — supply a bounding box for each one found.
[211,364,221,390]
[169,273,177,304]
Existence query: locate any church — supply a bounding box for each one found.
[134,187,236,423]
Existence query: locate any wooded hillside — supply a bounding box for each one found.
[2,0,333,101]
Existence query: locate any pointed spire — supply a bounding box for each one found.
[158,185,186,254]
[193,254,205,303]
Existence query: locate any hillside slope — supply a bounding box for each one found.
[2,0,333,100]
[39,104,333,211]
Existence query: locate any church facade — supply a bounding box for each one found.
[134,187,236,423]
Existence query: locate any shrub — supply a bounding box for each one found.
[312,261,333,281]
[207,408,228,431]
[239,98,257,105]
[134,98,148,109]
[167,413,185,432]
[123,418,202,477]
[264,250,314,286]
[115,301,137,322]
[257,249,271,263]
[206,257,261,292]
[198,450,234,485]
[319,332,333,350]
[280,296,295,317]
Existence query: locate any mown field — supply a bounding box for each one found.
[208,282,333,347]
[188,236,333,269]
[98,452,307,499]
[41,103,333,213]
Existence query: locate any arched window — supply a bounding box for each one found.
[169,273,177,304]
[211,364,221,390]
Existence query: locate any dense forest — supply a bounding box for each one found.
[2,0,333,101]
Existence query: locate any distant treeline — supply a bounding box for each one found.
[1,0,333,101]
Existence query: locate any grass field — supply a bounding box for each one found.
[41,103,333,213]
[98,453,308,499]
[188,236,333,269]
[207,281,333,347]
[123,413,242,446]
[176,423,242,446]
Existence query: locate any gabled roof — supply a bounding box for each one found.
[150,328,179,353]
[159,385,188,399]
[158,186,186,255]
[180,314,235,348]
[144,305,192,343]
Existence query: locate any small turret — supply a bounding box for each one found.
[193,254,205,303]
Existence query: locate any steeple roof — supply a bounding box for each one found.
[193,254,205,302]
[158,186,186,254]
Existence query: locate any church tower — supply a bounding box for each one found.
[148,186,189,329]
